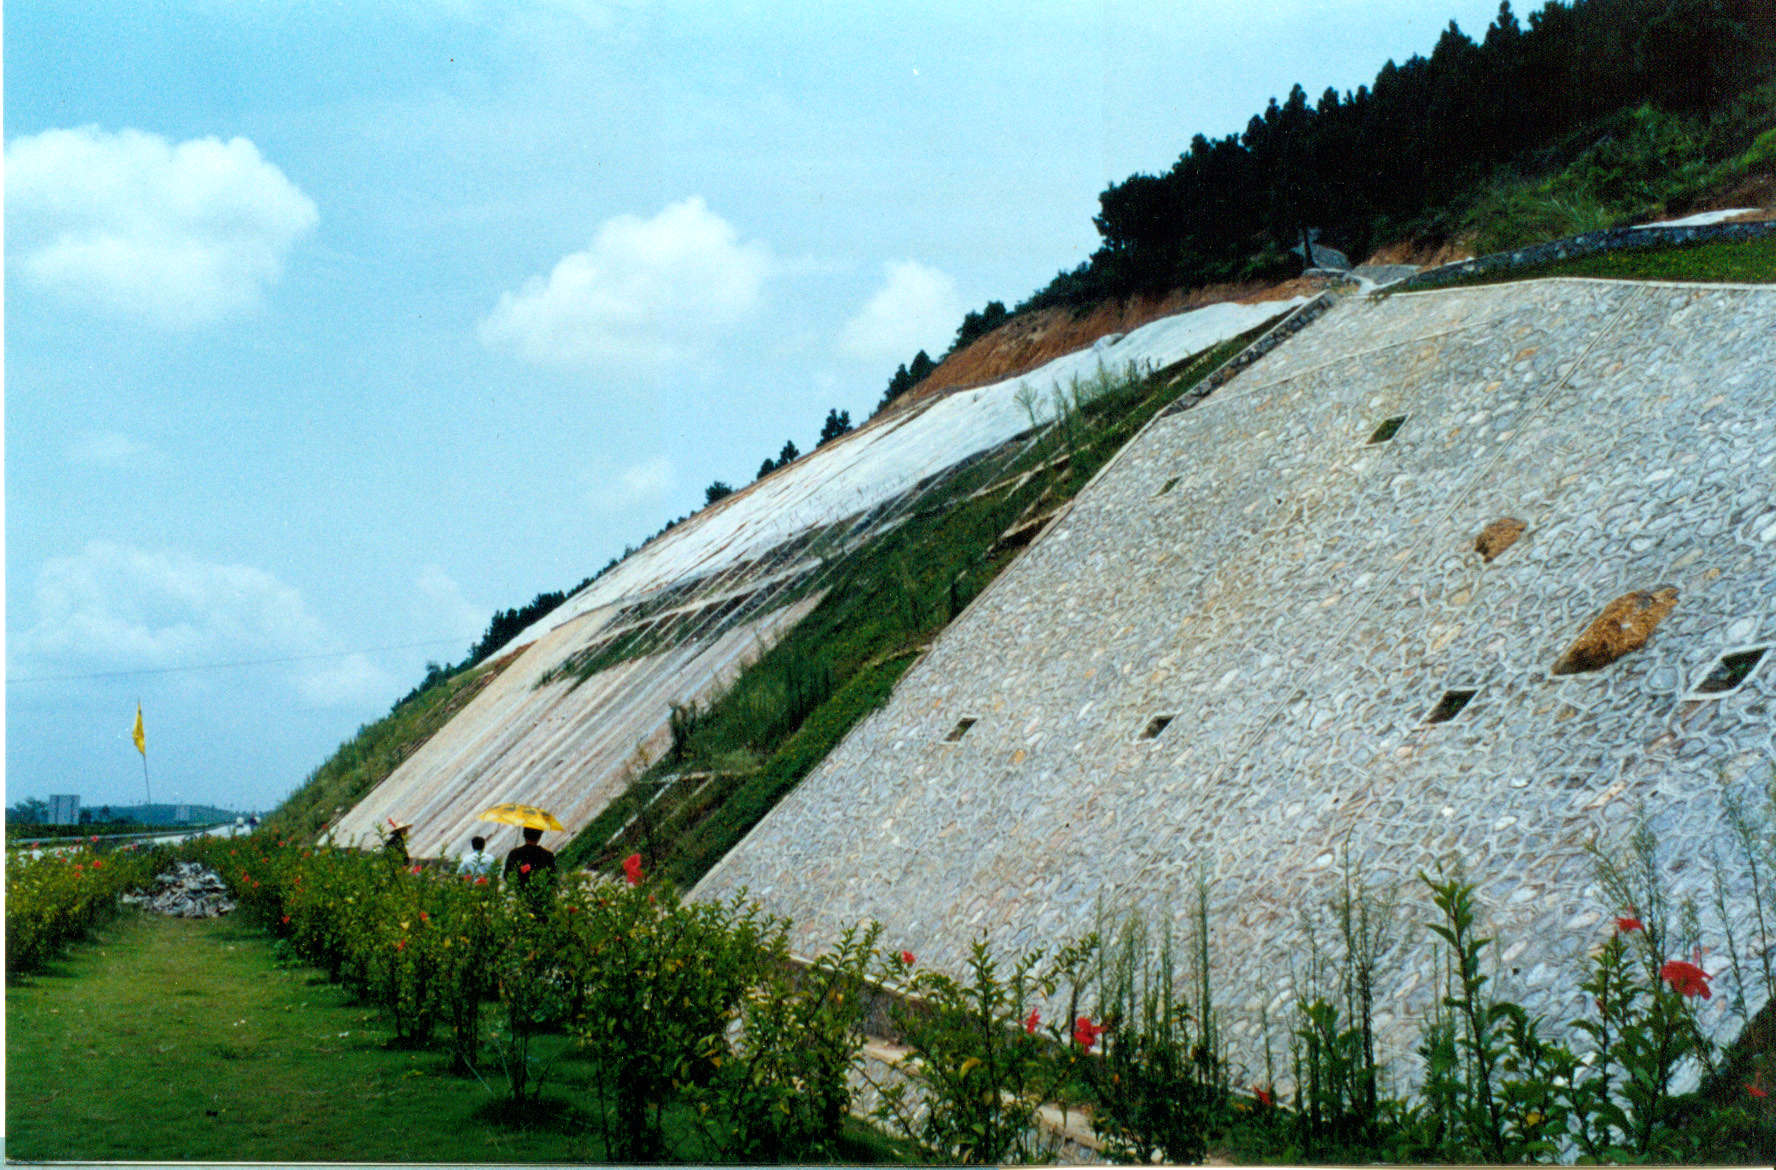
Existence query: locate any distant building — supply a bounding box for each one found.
[48,794,80,826]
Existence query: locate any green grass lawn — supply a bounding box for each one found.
[6,912,605,1162]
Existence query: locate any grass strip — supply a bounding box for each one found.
[4,912,600,1163]
[1433,233,1776,289]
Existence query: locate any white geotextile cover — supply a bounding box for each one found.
[506,296,1305,651]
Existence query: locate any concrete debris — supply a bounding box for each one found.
[123,861,236,918]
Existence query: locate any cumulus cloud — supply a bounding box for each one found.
[478,196,774,371]
[838,260,964,365]
[15,542,388,708]
[5,126,318,328]
[67,431,153,467]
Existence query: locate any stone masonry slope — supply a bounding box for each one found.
[695,278,1776,1085]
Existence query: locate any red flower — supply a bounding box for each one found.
[520,863,532,875]
[1661,959,1713,998]
[90,835,99,843]
[1024,1008,1041,1034]
[899,950,916,966]
[395,938,406,951]
[566,905,579,914]
[1616,915,1644,933]
[419,911,429,922]
[409,864,423,875]
[1748,1084,1769,1099]
[1253,1085,1274,1108]
[1073,1016,1106,1051]
[622,853,643,886]
[91,859,103,870]
[281,915,291,925]
[474,875,488,885]
[72,863,84,873]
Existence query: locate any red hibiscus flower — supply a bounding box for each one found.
[1073,1016,1106,1051]
[281,915,291,925]
[1615,915,1644,933]
[520,863,532,875]
[474,875,488,886]
[622,853,643,886]
[1661,958,1712,998]
[91,859,103,870]
[1024,1009,1041,1034]
[899,950,916,966]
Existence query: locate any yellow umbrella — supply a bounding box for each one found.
[477,803,564,832]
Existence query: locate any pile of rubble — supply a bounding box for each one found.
[123,861,236,918]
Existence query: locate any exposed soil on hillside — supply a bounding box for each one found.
[905,278,1314,404]
[1362,238,1476,268]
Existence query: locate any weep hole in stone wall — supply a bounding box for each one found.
[1687,645,1769,698]
[943,717,978,742]
[1422,688,1479,724]
[1367,414,1408,444]
[1139,714,1175,740]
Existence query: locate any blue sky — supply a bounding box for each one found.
[5,0,1506,814]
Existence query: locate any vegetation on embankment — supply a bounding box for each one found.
[559,321,1281,887]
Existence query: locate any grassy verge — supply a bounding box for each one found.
[5,912,596,1162]
[1437,233,1776,288]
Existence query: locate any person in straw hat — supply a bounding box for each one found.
[383,817,413,867]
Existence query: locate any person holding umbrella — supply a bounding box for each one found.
[503,827,557,884]
[478,803,563,888]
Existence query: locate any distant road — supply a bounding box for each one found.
[11,822,243,851]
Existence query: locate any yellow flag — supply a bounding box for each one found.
[133,704,146,756]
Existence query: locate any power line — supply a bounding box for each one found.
[8,637,471,684]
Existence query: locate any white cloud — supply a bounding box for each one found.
[597,455,676,511]
[5,126,318,329]
[14,542,388,708]
[67,431,153,467]
[838,260,964,365]
[478,196,774,371]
